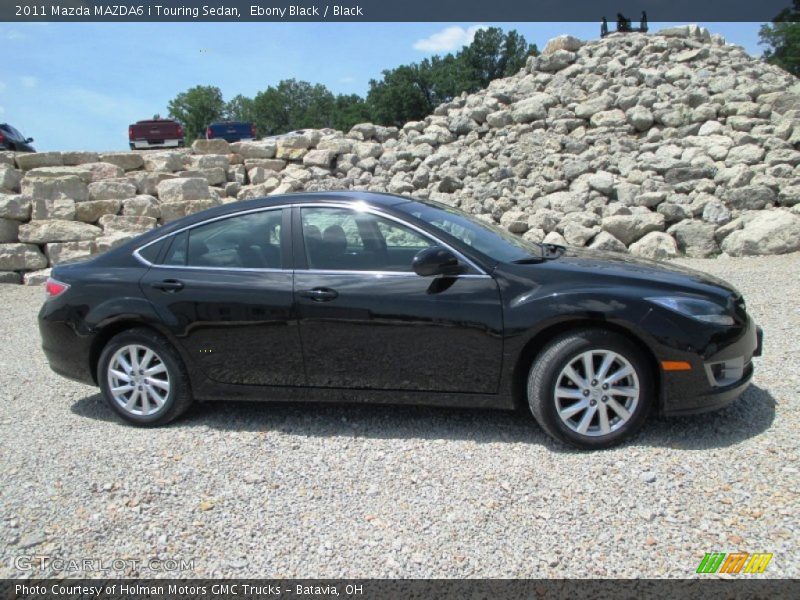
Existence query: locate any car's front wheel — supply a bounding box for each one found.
[98,328,193,426]
[527,329,653,449]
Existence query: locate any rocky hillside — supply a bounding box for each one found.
[2,24,800,284]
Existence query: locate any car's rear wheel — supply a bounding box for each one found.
[527,329,653,449]
[98,328,193,426]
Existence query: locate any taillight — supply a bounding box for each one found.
[250,124,256,138]
[177,125,184,137]
[0,131,5,143]
[128,126,133,139]
[45,277,70,299]
[206,127,213,139]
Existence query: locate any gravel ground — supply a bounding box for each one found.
[0,253,797,579]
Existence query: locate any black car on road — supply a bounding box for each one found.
[0,123,35,152]
[38,192,762,449]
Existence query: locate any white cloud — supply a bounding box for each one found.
[21,76,37,89]
[0,106,5,115]
[413,25,486,53]
[339,76,355,84]
[4,30,26,41]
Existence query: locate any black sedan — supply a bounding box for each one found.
[0,123,35,152]
[38,192,762,449]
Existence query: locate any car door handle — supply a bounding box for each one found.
[150,279,184,292]
[299,287,338,302]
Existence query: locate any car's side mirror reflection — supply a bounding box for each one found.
[26,138,34,143]
[412,246,463,277]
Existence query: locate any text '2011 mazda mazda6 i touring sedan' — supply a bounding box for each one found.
[38,191,763,449]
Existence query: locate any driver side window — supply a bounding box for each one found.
[300,207,432,272]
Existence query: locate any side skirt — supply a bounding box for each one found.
[193,382,514,411]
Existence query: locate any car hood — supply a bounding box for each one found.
[502,246,739,298]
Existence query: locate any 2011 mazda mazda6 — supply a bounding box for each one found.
[38,191,763,449]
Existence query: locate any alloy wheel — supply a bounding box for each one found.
[107,344,171,417]
[553,349,640,437]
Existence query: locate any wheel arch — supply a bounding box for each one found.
[89,318,178,384]
[511,318,661,411]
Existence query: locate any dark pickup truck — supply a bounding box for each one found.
[128,118,184,150]
[206,121,256,143]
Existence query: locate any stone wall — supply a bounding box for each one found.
[2,24,800,284]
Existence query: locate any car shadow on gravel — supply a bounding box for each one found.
[70,384,776,452]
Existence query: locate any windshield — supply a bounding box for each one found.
[400,200,543,263]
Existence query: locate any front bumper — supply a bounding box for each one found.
[658,318,762,417]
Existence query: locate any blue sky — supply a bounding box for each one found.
[0,22,765,152]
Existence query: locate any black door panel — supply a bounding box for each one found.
[295,272,503,393]
[142,268,304,386]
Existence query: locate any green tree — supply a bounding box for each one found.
[366,27,538,126]
[225,94,256,123]
[251,79,337,135]
[332,94,372,131]
[760,0,800,76]
[167,85,225,141]
[459,28,539,89]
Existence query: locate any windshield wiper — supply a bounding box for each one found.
[512,243,565,264]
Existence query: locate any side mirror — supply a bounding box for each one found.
[26,138,34,143]
[412,246,463,277]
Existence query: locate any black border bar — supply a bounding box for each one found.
[2,579,799,600]
[2,0,795,22]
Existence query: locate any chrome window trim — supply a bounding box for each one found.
[132,201,490,278]
[132,204,292,268]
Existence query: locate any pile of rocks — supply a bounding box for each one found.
[2,24,799,284]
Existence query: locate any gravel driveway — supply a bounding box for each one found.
[0,254,797,578]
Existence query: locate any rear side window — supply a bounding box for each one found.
[161,209,283,269]
[136,238,165,264]
[163,231,188,266]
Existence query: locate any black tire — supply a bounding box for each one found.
[527,329,654,450]
[98,327,193,426]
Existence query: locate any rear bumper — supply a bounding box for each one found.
[130,139,183,149]
[39,314,96,386]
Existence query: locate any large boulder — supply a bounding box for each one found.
[21,175,88,201]
[668,220,719,258]
[720,211,800,256]
[542,35,583,55]
[18,220,102,244]
[512,97,548,123]
[192,139,231,155]
[45,241,96,266]
[75,199,121,223]
[0,218,19,243]
[88,180,138,201]
[98,152,145,171]
[302,149,336,168]
[98,214,157,234]
[629,232,679,261]
[230,141,276,159]
[25,165,93,183]
[0,195,31,221]
[156,177,210,203]
[0,166,22,191]
[601,213,665,246]
[0,243,48,270]
[15,152,63,170]
[31,198,77,220]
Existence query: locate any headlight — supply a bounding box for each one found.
[647,296,735,326]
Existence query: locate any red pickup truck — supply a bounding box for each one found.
[128,118,184,150]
